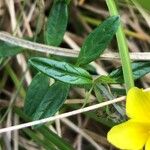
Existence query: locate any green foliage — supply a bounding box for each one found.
[44,0,68,46]
[0,41,23,58]
[31,81,69,120]
[24,73,69,120]
[24,73,50,117]
[110,61,150,83]
[29,57,93,85]
[77,16,120,66]
[25,15,120,123]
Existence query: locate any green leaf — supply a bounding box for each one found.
[44,0,68,46]
[32,81,69,120]
[24,73,70,120]
[109,61,150,83]
[77,16,120,66]
[24,73,50,116]
[29,57,93,85]
[0,41,23,58]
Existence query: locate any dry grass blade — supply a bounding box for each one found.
[0,32,150,60]
[0,96,125,134]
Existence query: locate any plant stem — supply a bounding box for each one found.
[106,0,134,92]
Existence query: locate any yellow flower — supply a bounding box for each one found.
[107,87,150,150]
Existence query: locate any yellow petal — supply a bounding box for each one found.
[146,136,150,150]
[126,87,150,122]
[107,120,149,149]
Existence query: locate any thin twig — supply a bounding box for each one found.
[0,32,150,60]
[0,96,125,134]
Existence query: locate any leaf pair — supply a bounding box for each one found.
[0,16,119,65]
[25,56,92,121]
[29,16,120,85]
[24,0,70,121]
[24,73,70,120]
